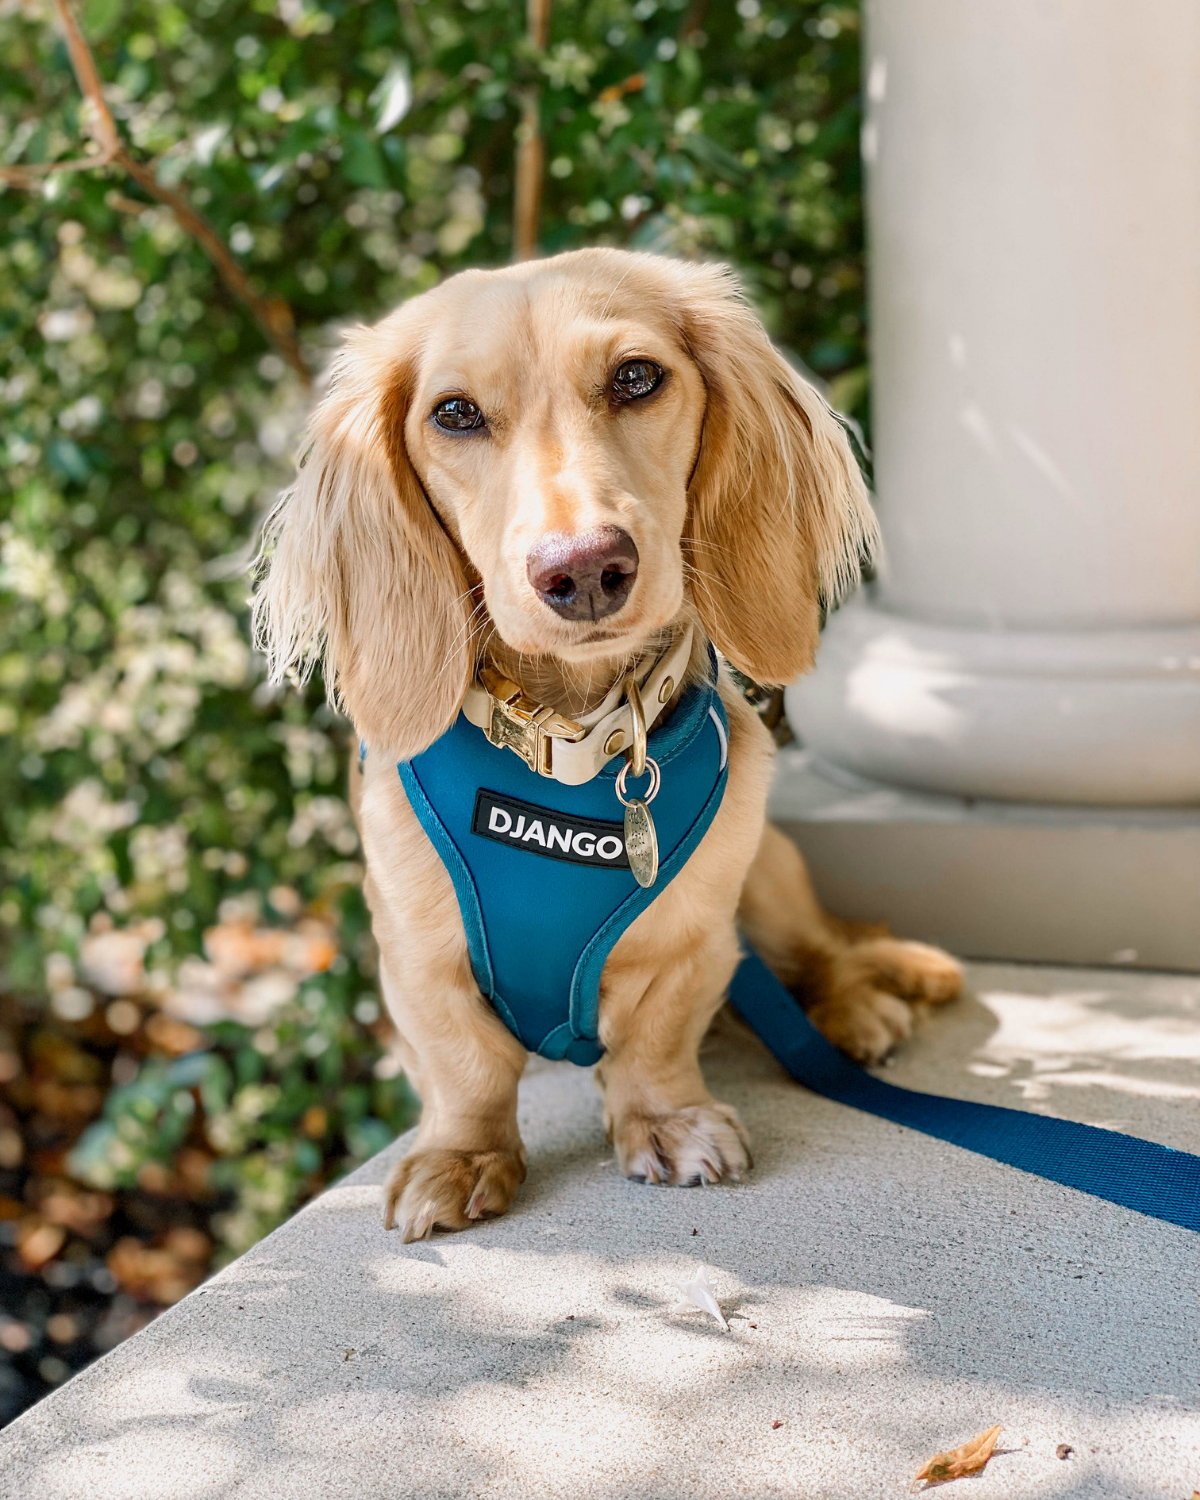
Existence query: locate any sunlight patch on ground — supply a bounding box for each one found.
[28,1429,240,1500]
[974,987,1200,1068]
[1003,1068,1200,1104]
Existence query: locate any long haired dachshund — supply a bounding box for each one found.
[253,249,961,1241]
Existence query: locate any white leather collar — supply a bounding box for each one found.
[462,626,695,787]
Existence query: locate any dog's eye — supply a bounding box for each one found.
[611,359,663,403]
[432,397,485,432]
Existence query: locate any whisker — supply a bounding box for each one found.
[598,265,636,322]
[682,560,734,636]
[432,597,490,686]
[683,534,743,561]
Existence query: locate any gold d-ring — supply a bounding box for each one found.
[615,756,661,807]
[623,673,648,777]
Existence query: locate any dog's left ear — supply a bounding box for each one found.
[676,265,879,685]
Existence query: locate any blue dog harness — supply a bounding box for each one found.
[394,647,1200,1236]
[398,663,729,1065]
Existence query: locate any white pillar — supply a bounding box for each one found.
[787,0,1200,807]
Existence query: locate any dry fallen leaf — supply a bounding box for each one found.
[913,1425,1003,1488]
[669,1264,729,1330]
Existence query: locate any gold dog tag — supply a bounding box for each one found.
[623,798,659,889]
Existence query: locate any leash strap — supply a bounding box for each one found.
[728,948,1200,1234]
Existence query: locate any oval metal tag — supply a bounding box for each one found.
[623,798,659,889]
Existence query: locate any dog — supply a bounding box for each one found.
[253,248,962,1241]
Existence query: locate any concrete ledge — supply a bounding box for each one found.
[770,749,1200,971]
[2,962,1199,1498]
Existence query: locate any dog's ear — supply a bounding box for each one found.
[677,266,878,685]
[253,319,472,759]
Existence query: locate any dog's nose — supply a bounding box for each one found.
[526,526,639,621]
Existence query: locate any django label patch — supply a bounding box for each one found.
[471,789,630,870]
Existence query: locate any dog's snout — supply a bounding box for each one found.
[526,526,639,621]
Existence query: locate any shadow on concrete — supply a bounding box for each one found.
[3,963,1199,1499]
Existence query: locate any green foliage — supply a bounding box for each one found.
[1,0,865,1253]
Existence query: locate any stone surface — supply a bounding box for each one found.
[3,961,1199,1499]
[785,602,1200,806]
[770,747,1200,972]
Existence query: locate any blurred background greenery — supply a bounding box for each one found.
[0,0,865,1423]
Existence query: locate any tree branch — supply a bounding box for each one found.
[1,0,311,384]
[0,151,114,188]
[512,0,552,261]
[119,155,306,378]
[50,0,122,156]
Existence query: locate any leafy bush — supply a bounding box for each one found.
[0,0,865,1418]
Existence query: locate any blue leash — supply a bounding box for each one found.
[729,948,1200,1234]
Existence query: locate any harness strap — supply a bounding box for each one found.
[729,947,1200,1235]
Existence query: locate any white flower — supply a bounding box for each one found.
[79,929,148,997]
[39,307,94,342]
[51,781,139,849]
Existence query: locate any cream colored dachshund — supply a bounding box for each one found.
[253,248,961,1241]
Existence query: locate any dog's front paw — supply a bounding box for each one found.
[382,1147,526,1241]
[611,1101,752,1187]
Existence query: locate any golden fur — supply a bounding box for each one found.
[254,249,961,1240]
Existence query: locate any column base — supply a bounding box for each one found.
[785,599,1200,806]
[769,748,1200,972]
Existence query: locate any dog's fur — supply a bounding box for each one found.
[253,249,961,1240]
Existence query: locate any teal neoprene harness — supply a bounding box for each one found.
[398,667,728,1066]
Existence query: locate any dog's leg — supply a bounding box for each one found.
[739,822,963,1064]
[357,773,530,1241]
[377,953,528,1241]
[596,925,752,1186]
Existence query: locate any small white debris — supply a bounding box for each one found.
[670,1264,729,1330]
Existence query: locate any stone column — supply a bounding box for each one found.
[779,0,1200,966]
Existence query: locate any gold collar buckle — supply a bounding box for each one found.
[477,665,587,778]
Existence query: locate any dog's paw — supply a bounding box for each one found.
[850,937,963,1007]
[809,937,963,1065]
[611,1101,752,1186]
[808,989,915,1065]
[382,1147,526,1241]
